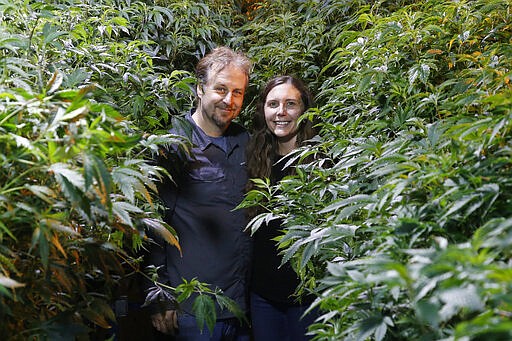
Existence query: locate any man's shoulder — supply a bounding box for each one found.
[168,113,194,137]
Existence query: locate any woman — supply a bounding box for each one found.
[246,75,317,341]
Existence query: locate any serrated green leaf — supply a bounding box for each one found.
[319,194,375,214]
[247,212,276,235]
[26,185,55,204]
[215,295,245,322]
[439,285,484,321]
[192,295,216,334]
[38,228,50,269]
[42,218,79,236]
[356,314,392,341]
[84,153,112,207]
[43,30,67,45]
[300,241,317,269]
[112,201,142,227]
[49,163,85,189]
[415,300,440,328]
[61,105,88,121]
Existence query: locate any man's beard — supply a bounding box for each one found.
[213,107,237,130]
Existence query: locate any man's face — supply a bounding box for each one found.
[197,64,248,135]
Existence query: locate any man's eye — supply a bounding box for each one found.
[233,90,244,97]
[215,87,227,94]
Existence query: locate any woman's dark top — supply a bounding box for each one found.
[251,153,308,306]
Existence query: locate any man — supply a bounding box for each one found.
[147,46,252,340]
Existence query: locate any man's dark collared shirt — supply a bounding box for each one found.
[152,112,251,318]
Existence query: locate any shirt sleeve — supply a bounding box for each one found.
[141,145,186,311]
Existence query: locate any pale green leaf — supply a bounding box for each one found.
[112,201,142,227]
[49,163,85,189]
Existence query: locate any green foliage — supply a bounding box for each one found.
[233,0,327,123]
[0,0,248,338]
[2,0,512,339]
[1,0,245,133]
[143,275,246,335]
[0,73,171,338]
[178,278,247,334]
[240,0,512,340]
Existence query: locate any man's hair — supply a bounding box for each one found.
[195,46,252,88]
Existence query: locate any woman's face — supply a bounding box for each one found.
[264,83,304,144]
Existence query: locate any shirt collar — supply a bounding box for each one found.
[186,111,237,153]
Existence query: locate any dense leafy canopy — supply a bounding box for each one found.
[0,0,511,340]
[239,1,512,340]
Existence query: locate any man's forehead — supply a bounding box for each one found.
[207,65,248,87]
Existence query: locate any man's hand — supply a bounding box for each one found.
[151,310,178,335]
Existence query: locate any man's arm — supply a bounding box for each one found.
[143,146,185,334]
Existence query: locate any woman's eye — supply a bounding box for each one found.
[267,101,279,108]
[287,101,298,108]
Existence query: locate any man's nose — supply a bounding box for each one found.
[223,91,233,104]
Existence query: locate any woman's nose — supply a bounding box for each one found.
[277,103,286,115]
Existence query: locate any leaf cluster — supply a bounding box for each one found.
[2,0,512,339]
[240,0,512,340]
[0,0,190,338]
[0,0,254,338]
